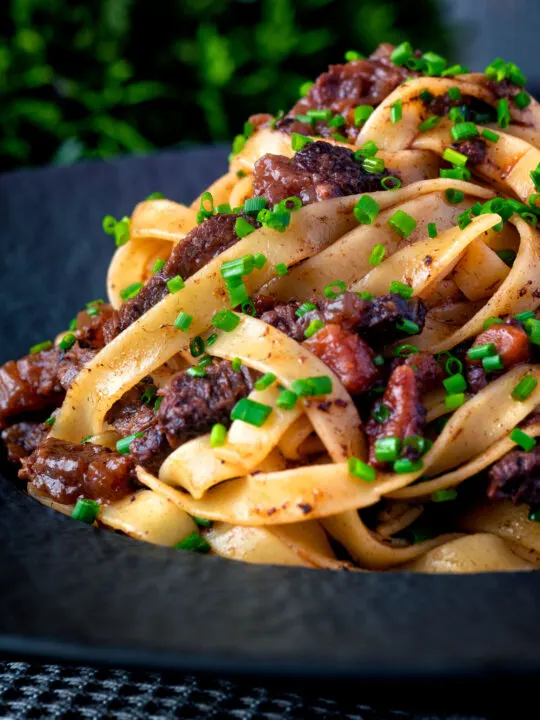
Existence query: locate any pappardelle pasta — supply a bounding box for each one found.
[2,43,540,573]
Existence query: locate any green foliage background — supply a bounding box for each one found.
[0,0,450,170]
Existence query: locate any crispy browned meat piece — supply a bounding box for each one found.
[487,447,540,504]
[304,323,379,394]
[252,141,394,207]
[1,421,49,464]
[20,437,137,505]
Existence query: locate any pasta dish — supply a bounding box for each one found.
[2,43,540,572]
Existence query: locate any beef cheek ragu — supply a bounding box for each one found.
[252,141,395,207]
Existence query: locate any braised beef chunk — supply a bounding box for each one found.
[468,323,531,369]
[103,213,255,342]
[451,138,487,167]
[0,349,64,427]
[396,352,444,395]
[304,324,379,394]
[365,365,425,468]
[259,300,309,343]
[252,141,394,207]
[129,425,170,476]
[20,437,136,505]
[285,43,408,139]
[105,381,157,437]
[351,294,426,344]
[487,447,540,504]
[74,304,114,348]
[57,346,97,391]
[158,360,253,448]
[2,422,48,464]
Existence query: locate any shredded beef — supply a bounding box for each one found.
[129,425,170,476]
[365,365,425,468]
[252,141,394,207]
[20,437,137,505]
[74,304,114,348]
[394,352,444,395]
[104,213,256,342]
[157,360,253,448]
[304,323,379,394]
[56,346,97,391]
[451,138,487,167]
[0,349,64,427]
[259,300,308,342]
[487,447,540,505]
[2,421,49,465]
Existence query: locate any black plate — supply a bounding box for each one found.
[2,150,540,686]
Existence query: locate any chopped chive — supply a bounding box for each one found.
[457,209,472,230]
[72,498,100,524]
[511,376,538,402]
[175,532,211,553]
[221,255,255,280]
[394,343,419,357]
[442,64,469,76]
[428,222,438,238]
[242,300,256,316]
[276,389,297,410]
[390,100,402,124]
[440,167,471,181]
[481,128,499,143]
[173,312,193,331]
[253,253,267,270]
[394,458,424,474]
[423,51,446,76]
[388,209,417,238]
[419,115,441,132]
[291,133,313,151]
[206,333,218,346]
[404,435,432,456]
[81,435,94,444]
[154,395,163,412]
[187,366,206,377]
[167,275,185,294]
[290,376,332,397]
[354,195,380,224]
[449,107,465,124]
[443,374,467,394]
[243,197,267,215]
[116,431,144,455]
[235,216,255,238]
[231,358,242,372]
[419,89,434,104]
[120,282,144,302]
[275,263,288,276]
[225,276,248,308]
[510,427,536,452]
[431,488,457,502]
[59,333,76,351]
[381,176,401,191]
[358,291,373,300]
[141,386,157,405]
[348,457,376,482]
[255,372,277,391]
[307,109,332,121]
[304,319,324,339]
[354,105,374,126]
[189,336,205,357]
[369,243,386,265]
[373,354,385,367]
[514,91,531,110]
[210,423,227,447]
[153,258,166,274]
[345,50,364,61]
[445,188,465,204]
[102,215,130,246]
[296,302,317,318]
[362,156,385,174]
[442,147,468,167]
[524,319,540,345]
[482,354,504,372]
[216,203,232,214]
[146,192,165,200]
[530,163,540,191]
[44,416,56,427]
[483,317,503,330]
[324,280,347,299]
[496,249,516,266]
[230,398,272,427]
[212,310,240,332]
[374,436,400,462]
[299,81,314,97]
[497,98,510,129]
[328,114,346,128]
[371,402,390,423]
[275,196,302,213]
[445,392,466,410]
[68,317,78,331]
[197,354,212,368]
[193,516,213,528]
[354,140,378,159]
[450,122,478,142]
[448,87,462,101]
[444,356,463,376]
[391,42,413,66]
[389,280,413,300]
[467,343,496,360]
[30,340,53,355]
[396,318,420,335]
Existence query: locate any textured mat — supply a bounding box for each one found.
[0,662,492,720]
